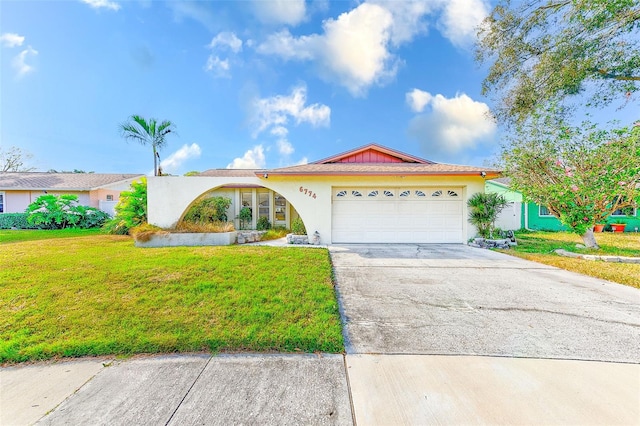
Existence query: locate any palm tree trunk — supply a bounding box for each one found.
[152,147,158,176]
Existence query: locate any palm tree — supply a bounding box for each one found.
[467,192,509,239]
[120,115,176,176]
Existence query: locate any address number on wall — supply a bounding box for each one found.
[299,186,317,199]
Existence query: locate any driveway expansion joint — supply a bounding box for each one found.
[164,355,213,426]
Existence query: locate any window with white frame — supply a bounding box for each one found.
[0,192,4,213]
[539,205,552,216]
[612,206,636,216]
[611,196,636,216]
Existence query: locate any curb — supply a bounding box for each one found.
[554,249,640,264]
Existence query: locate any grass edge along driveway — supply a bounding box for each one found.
[503,231,640,289]
[0,232,344,364]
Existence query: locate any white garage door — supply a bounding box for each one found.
[332,187,464,243]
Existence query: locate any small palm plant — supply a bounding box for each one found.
[120,115,176,176]
[467,192,509,238]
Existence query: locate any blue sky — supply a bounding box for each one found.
[3,0,521,174]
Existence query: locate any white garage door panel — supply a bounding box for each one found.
[332,188,464,243]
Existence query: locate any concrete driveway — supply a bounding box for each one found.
[330,244,640,363]
[331,244,640,424]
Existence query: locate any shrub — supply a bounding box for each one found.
[237,207,252,230]
[183,196,232,223]
[291,217,306,235]
[467,192,509,239]
[175,221,235,233]
[25,194,109,229]
[104,178,147,235]
[261,228,289,240]
[0,213,39,229]
[256,216,271,230]
[130,223,166,242]
[73,205,111,228]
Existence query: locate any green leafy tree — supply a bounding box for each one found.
[26,194,109,229]
[183,196,232,223]
[467,192,509,239]
[502,116,640,248]
[476,0,640,124]
[104,178,148,235]
[237,206,252,230]
[120,115,176,176]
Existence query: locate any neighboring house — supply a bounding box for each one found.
[486,178,640,232]
[0,173,144,216]
[148,144,500,244]
[485,178,523,231]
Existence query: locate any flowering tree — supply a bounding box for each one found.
[502,117,639,249]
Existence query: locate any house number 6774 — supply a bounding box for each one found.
[299,186,317,199]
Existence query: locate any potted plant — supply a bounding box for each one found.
[609,218,627,233]
[593,223,606,232]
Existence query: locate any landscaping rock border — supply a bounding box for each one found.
[554,249,640,264]
[468,237,517,250]
[236,231,267,244]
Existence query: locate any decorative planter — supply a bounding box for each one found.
[594,224,605,232]
[610,224,626,233]
[135,232,237,248]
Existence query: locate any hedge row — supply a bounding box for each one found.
[0,213,41,229]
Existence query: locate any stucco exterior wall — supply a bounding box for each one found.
[148,175,485,244]
[2,190,90,213]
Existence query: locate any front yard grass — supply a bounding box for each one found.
[505,231,640,288]
[0,233,344,363]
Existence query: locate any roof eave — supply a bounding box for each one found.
[258,171,502,177]
[312,143,432,164]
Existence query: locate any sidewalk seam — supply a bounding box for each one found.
[343,354,358,426]
[164,355,213,426]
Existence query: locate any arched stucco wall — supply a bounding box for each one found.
[146,176,331,242]
[147,175,487,244]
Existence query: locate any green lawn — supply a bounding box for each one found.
[504,231,640,288]
[0,228,103,244]
[0,232,344,363]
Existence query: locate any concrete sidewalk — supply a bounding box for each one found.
[1,354,352,426]
[2,353,639,425]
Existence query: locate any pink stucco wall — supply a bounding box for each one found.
[2,190,117,213]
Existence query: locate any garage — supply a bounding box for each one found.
[331,187,464,243]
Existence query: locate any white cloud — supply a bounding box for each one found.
[294,156,308,166]
[369,1,433,45]
[253,0,307,26]
[252,85,330,137]
[406,88,433,113]
[256,1,488,95]
[159,143,201,174]
[247,85,329,166]
[80,0,121,11]
[0,33,25,48]
[257,29,315,61]
[208,32,243,53]
[204,55,230,76]
[407,91,496,157]
[257,3,398,96]
[227,145,266,169]
[277,140,295,156]
[12,46,38,77]
[169,1,217,31]
[437,0,489,47]
[205,32,242,77]
[270,126,289,137]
